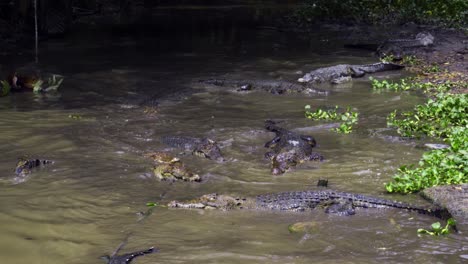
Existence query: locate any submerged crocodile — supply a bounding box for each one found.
[102,246,157,264]
[15,157,54,176]
[298,62,404,84]
[197,78,330,96]
[377,32,434,60]
[168,190,449,218]
[161,136,224,162]
[264,120,323,175]
[145,152,201,182]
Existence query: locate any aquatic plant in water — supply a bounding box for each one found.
[385,79,467,191]
[387,92,467,138]
[418,218,456,236]
[305,105,359,134]
[0,80,11,96]
[386,126,467,193]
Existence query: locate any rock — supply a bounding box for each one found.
[423,143,450,150]
[421,184,468,226]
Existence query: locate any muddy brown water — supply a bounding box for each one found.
[0,4,466,264]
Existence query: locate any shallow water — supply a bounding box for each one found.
[0,4,466,264]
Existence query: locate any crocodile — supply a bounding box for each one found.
[298,62,404,84]
[197,78,330,96]
[161,136,224,162]
[102,247,157,264]
[168,190,449,218]
[15,157,54,176]
[145,152,200,182]
[377,32,435,60]
[264,120,323,175]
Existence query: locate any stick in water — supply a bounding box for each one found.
[34,0,38,63]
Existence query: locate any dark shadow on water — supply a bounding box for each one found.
[1,3,306,110]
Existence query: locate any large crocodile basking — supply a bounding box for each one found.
[298,62,404,84]
[264,120,323,175]
[197,78,330,95]
[161,136,224,162]
[377,32,435,60]
[168,190,449,218]
[345,32,435,60]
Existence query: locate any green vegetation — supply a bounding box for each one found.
[305,105,359,134]
[291,0,467,27]
[370,77,457,93]
[385,90,467,193]
[401,55,420,66]
[387,93,467,138]
[385,126,467,193]
[34,74,64,93]
[370,77,411,92]
[418,218,456,236]
[0,74,63,96]
[0,80,11,97]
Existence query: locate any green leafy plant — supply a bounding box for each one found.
[44,74,64,92]
[371,77,457,94]
[32,79,44,93]
[401,55,421,66]
[418,218,456,236]
[385,126,467,193]
[0,80,11,97]
[32,75,64,93]
[305,105,359,134]
[387,93,467,138]
[380,55,395,63]
[289,0,467,27]
[422,64,442,74]
[370,77,412,92]
[146,202,159,207]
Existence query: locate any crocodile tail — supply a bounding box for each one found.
[360,63,405,73]
[199,79,226,86]
[418,206,452,220]
[119,247,158,263]
[386,202,451,220]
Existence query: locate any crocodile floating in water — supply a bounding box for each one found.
[161,136,224,162]
[197,78,330,96]
[168,190,449,218]
[145,152,201,182]
[15,157,54,176]
[102,246,157,264]
[264,120,323,175]
[377,32,434,60]
[298,62,404,84]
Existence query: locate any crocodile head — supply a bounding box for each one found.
[153,162,200,182]
[271,151,299,175]
[15,158,31,175]
[192,138,225,162]
[298,73,315,83]
[415,32,434,46]
[144,152,180,164]
[168,193,250,210]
